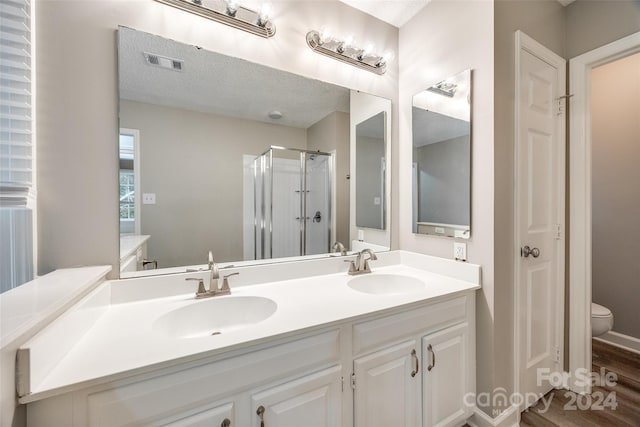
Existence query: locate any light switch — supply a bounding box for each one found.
[143,193,156,205]
[358,229,364,241]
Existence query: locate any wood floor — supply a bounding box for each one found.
[520,340,640,426]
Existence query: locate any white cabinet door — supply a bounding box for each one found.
[250,365,342,427]
[353,340,420,427]
[159,402,234,427]
[422,323,470,427]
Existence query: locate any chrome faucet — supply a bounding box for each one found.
[185,251,238,298]
[344,249,377,275]
[333,241,347,256]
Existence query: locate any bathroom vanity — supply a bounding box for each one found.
[18,251,479,427]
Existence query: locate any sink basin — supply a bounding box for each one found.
[348,274,426,295]
[153,296,277,339]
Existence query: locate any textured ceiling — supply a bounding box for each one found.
[118,27,350,129]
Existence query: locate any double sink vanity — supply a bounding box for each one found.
[18,250,480,427]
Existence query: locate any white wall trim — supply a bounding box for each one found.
[568,30,640,395]
[513,30,566,410]
[595,331,640,355]
[468,405,519,427]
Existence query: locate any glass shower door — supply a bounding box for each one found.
[303,152,332,256]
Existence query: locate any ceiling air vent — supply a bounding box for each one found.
[143,52,184,72]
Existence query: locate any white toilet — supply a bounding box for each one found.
[591,303,614,337]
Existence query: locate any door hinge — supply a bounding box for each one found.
[554,224,562,240]
[350,373,356,390]
[554,346,561,363]
[557,94,573,115]
[341,376,344,392]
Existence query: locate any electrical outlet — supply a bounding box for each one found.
[454,242,467,261]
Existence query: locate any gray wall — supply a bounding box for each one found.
[591,52,640,340]
[415,136,470,226]
[566,0,640,58]
[120,100,307,266]
[307,111,350,247]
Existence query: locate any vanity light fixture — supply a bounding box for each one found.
[306,30,392,75]
[427,79,458,98]
[153,0,275,38]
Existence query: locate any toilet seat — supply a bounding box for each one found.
[592,303,612,318]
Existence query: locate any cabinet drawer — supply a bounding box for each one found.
[159,401,234,427]
[353,296,467,356]
[86,330,340,426]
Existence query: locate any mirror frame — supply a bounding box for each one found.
[411,68,472,239]
[355,111,387,231]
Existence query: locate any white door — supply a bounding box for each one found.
[353,340,420,427]
[515,32,566,407]
[250,366,342,427]
[422,323,469,427]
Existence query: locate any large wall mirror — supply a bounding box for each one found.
[412,69,471,239]
[117,27,391,277]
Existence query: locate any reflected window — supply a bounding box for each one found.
[119,130,139,235]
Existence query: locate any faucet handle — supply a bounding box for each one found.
[186,278,207,295]
[220,272,239,295]
[343,259,357,274]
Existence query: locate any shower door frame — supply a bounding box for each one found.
[254,146,334,259]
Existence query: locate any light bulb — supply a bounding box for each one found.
[337,35,353,54]
[382,50,395,63]
[343,35,354,48]
[257,3,272,27]
[319,26,333,44]
[358,43,375,60]
[225,0,238,16]
[376,50,395,67]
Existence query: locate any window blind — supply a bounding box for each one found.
[0,0,33,292]
[1,0,32,192]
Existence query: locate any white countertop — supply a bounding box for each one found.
[0,266,111,350]
[119,234,150,262]
[18,251,480,402]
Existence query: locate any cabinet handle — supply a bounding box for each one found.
[411,349,419,377]
[257,405,265,427]
[427,344,436,372]
[220,419,231,427]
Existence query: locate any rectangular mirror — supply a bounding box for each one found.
[117,27,391,277]
[412,69,471,239]
[355,112,386,230]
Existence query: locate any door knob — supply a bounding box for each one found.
[521,245,540,258]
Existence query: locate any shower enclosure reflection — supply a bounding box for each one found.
[252,147,332,259]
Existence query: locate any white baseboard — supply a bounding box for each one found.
[595,330,640,355]
[467,404,519,427]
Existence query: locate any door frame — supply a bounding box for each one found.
[568,31,640,395]
[513,30,566,410]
